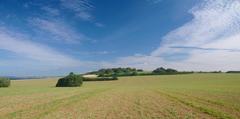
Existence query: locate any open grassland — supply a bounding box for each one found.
[0,74,240,119]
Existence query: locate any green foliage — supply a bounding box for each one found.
[86,67,193,77]
[56,72,83,87]
[87,67,139,77]
[166,68,178,73]
[153,67,167,73]
[153,67,178,74]
[0,78,10,87]
[226,71,240,73]
[83,76,118,81]
[197,71,222,73]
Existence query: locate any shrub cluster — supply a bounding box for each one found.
[83,76,118,81]
[226,71,240,73]
[0,78,10,87]
[153,67,178,74]
[85,67,193,77]
[86,67,140,77]
[56,72,83,87]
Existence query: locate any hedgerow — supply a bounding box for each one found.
[0,78,10,87]
[56,72,83,87]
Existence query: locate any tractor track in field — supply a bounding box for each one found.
[97,90,212,119]
[37,88,113,119]
[154,90,234,119]
[2,88,112,119]
[167,91,240,117]
[1,74,240,119]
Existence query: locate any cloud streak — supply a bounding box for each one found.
[106,0,240,71]
[41,6,60,16]
[30,18,86,43]
[0,26,80,66]
[60,0,94,21]
[152,0,240,57]
[60,0,104,27]
[170,46,240,52]
[147,0,163,4]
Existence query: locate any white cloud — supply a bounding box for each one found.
[0,26,80,67]
[76,11,92,21]
[30,18,86,43]
[147,0,163,4]
[106,0,240,71]
[60,0,93,21]
[152,0,240,56]
[41,6,60,16]
[95,22,105,27]
[2,0,240,75]
[0,26,110,76]
[60,0,104,27]
[72,50,113,55]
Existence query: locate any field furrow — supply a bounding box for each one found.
[0,74,239,119]
[155,90,234,119]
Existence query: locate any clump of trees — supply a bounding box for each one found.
[226,71,240,73]
[85,67,194,77]
[153,67,177,74]
[0,78,10,87]
[152,67,194,75]
[83,76,118,81]
[56,72,83,87]
[87,67,140,77]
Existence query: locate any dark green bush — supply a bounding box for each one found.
[86,67,140,77]
[0,78,10,87]
[56,72,83,87]
[226,71,240,73]
[153,67,178,74]
[153,67,167,73]
[83,76,118,81]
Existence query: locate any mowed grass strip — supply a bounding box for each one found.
[6,88,111,119]
[155,90,233,119]
[0,73,239,119]
[165,91,240,115]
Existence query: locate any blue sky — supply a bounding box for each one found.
[0,0,240,76]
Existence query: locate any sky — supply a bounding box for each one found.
[0,0,240,76]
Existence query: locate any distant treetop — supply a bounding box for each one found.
[153,67,178,74]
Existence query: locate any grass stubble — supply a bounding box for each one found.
[0,74,239,119]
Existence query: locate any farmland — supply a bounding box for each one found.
[0,74,240,119]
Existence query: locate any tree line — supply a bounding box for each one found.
[86,67,140,77]
[1,69,240,88]
[85,67,193,77]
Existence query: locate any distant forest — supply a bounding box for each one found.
[85,67,193,77]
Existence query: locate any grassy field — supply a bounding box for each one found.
[0,74,240,119]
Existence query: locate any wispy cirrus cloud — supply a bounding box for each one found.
[0,25,107,76]
[147,0,163,4]
[104,0,240,71]
[41,6,60,16]
[95,22,105,27]
[23,0,103,27]
[60,0,94,21]
[170,46,240,52]
[29,18,86,43]
[60,0,104,27]
[152,0,240,57]
[72,50,113,56]
[0,26,80,66]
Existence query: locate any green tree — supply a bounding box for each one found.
[153,67,166,73]
[56,72,83,87]
[0,78,10,87]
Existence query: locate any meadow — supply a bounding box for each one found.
[0,74,240,119]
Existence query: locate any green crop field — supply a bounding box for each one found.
[0,74,240,119]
